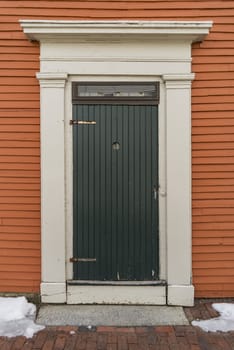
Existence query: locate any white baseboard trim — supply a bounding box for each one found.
[167,285,194,306]
[67,285,166,305]
[41,282,66,303]
[40,283,195,306]
[40,283,194,306]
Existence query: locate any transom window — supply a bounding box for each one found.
[72,83,160,105]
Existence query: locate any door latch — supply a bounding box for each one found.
[153,186,158,200]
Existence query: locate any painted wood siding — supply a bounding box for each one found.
[0,3,41,292]
[0,0,233,297]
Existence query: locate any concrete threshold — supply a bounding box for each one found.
[37,305,189,326]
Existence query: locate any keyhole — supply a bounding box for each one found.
[112,141,120,151]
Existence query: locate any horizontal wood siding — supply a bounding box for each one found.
[0,0,41,294]
[0,0,233,297]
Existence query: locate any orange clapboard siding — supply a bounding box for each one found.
[1,1,234,10]
[194,276,234,284]
[0,226,40,234]
[193,56,234,64]
[0,240,40,249]
[0,211,40,219]
[194,270,234,278]
[194,261,234,268]
[193,199,234,208]
[193,237,234,245]
[196,290,234,298]
[0,264,40,272]
[0,272,40,282]
[194,282,234,291]
[0,1,234,297]
[193,252,234,262]
[193,144,234,153]
[0,1,40,294]
[194,207,234,216]
[0,233,40,241]
[0,183,40,191]
[0,164,40,171]
[193,232,234,239]
[0,203,40,213]
[0,194,39,203]
[0,248,40,258]
[193,215,234,223]
[193,111,234,119]
[193,178,234,186]
[193,245,234,254]
[193,119,234,127]
[0,86,40,94]
[0,133,40,141]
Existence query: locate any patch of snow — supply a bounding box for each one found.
[0,296,44,338]
[192,303,234,332]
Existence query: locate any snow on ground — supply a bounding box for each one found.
[0,296,44,338]
[192,303,234,332]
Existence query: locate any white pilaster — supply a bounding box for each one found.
[164,74,194,306]
[37,72,68,303]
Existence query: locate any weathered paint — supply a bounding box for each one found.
[67,285,166,304]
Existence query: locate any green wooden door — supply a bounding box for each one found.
[72,104,159,281]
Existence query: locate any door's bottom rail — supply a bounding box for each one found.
[67,280,166,286]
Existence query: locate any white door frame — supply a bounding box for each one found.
[20,20,212,306]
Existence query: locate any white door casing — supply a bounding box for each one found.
[20,20,212,305]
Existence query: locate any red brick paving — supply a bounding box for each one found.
[0,301,234,349]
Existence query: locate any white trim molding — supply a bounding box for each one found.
[20,20,212,42]
[67,285,166,305]
[21,20,212,306]
[37,72,68,303]
[167,285,195,307]
[163,73,194,306]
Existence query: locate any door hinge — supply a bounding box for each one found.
[70,257,97,263]
[70,120,96,125]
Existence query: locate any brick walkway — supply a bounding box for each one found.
[0,301,234,349]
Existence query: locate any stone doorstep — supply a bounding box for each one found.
[36,305,189,327]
